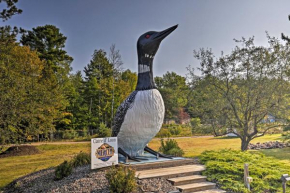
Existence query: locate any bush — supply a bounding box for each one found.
[159,138,184,157]
[282,131,290,136]
[98,123,111,137]
[283,125,290,131]
[80,127,89,137]
[169,126,182,135]
[156,128,171,138]
[105,165,137,193]
[199,149,290,192]
[191,124,213,135]
[190,117,201,128]
[58,130,79,139]
[71,152,91,167]
[282,131,290,143]
[178,127,192,137]
[158,124,193,137]
[55,152,90,180]
[54,160,73,180]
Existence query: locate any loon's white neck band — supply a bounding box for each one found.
[138,64,150,73]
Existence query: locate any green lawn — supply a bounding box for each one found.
[149,134,283,157]
[0,134,287,190]
[0,143,90,189]
[254,147,290,165]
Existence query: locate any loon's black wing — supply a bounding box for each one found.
[111,90,138,137]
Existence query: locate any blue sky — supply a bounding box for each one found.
[3,0,290,77]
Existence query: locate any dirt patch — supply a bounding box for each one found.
[0,145,40,158]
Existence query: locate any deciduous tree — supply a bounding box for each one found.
[190,36,290,151]
[0,41,61,144]
[155,72,189,123]
[187,76,228,136]
[20,25,74,134]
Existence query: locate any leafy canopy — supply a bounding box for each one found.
[189,35,290,150]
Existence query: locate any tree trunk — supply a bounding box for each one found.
[210,120,218,137]
[212,127,218,137]
[241,138,251,151]
[111,77,115,129]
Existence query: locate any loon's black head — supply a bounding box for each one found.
[137,24,178,64]
[135,24,178,91]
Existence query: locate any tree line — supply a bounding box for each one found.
[0,24,142,143]
[0,1,192,144]
[1,1,290,151]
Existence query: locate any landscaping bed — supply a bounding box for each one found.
[199,149,290,193]
[3,165,176,193]
[0,135,287,191]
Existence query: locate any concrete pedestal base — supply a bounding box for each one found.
[119,152,197,171]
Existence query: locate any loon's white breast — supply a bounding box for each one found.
[117,89,165,156]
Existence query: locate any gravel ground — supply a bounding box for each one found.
[3,165,176,193]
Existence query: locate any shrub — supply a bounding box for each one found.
[54,152,90,180]
[156,128,171,138]
[199,149,290,192]
[283,125,290,131]
[58,130,79,139]
[159,138,184,157]
[190,117,201,128]
[191,124,213,135]
[105,165,137,193]
[54,160,73,180]
[178,127,192,137]
[80,127,89,137]
[159,124,192,137]
[282,131,290,136]
[169,126,182,135]
[71,152,91,167]
[98,123,111,137]
[282,131,290,143]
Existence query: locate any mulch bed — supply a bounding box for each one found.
[0,145,40,158]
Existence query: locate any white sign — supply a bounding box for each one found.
[91,137,118,169]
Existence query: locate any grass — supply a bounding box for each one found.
[149,134,282,157]
[254,147,290,165]
[199,149,290,192]
[0,134,286,190]
[0,143,90,189]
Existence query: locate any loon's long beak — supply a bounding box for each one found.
[153,24,178,42]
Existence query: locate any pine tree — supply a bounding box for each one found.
[83,50,114,131]
[0,0,22,21]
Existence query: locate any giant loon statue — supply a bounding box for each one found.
[112,25,178,161]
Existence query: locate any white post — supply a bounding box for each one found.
[244,163,250,190]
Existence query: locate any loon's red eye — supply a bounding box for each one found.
[145,34,150,39]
